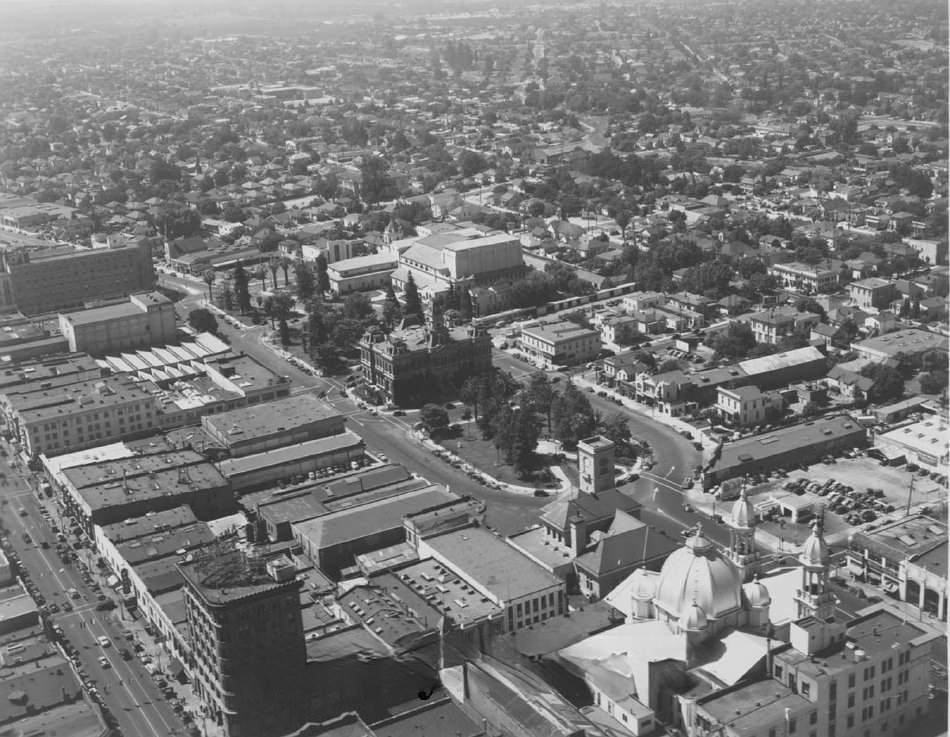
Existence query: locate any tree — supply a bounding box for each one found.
[706,323,757,361]
[307,301,328,345]
[382,283,402,328]
[551,383,597,451]
[255,264,267,291]
[359,155,394,206]
[232,266,252,314]
[657,358,681,373]
[342,292,374,322]
[188,308,218,334]
[202,269,216,301]
[314,254,330,295]
[403,273,423,321]
[420,404,450,437]
[295,262,315,301]
[526,373,556,433]
[599,413,632,449]
[509,408,542,478]
[458,286,473,321]
[280,256,291,287]
[460,376,484,421]
[860,364,905,404]
[919,371,948,395]
[268,258,280,290]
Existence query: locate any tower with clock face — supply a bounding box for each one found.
[577,435,615,495]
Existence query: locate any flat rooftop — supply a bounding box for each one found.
[69,461,226,513]
[203,393,342,442]
[293,486,456,551]
[60,294,159,326]
[179,548,296,606]
[846,607,933,656]
[700,678,809,737]
[422,527,562,602]
[391,558,503,630]
[11,376,156,423]
[98,505,199,545]
[712,415,866,474]
[63,449,206,489]
[217,431,362,477]
[115,523,215,565]
[853,328,947,357]
[522,320,599,344]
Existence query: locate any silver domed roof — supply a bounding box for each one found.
[800,518,829,567]
[730,488,755,529]
[743,576,772,608]
[655,525,743,621]
[679,600,708,631]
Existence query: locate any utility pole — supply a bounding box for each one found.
[905,474,915,517]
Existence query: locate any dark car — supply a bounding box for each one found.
[533,489,550,498]
[119,649,132,660]
[95,600,116,611]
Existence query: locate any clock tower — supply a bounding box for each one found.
[577,435,615,495]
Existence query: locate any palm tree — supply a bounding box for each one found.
[255,263,267,291]
[280,255,291,287]
[203,269,215,301]
[268,257,280,290]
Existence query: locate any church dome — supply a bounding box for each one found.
[654,525,743,622]
[800,519,829,567]
[743,576,772,608]
[730,487,755,529]
[678,600,708,632]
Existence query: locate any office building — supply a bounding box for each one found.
[716,385,782,427]
[851,328,948,363]
[519,320,600,369]
[180,548,308,737]
[747,307,822,346]
[849,278,898,311]
[58,292,177,355]
[767,260,842,293]
[0,240,155,315]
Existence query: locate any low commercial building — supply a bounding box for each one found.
[851,328,948,363]
[359,322,492,406]
[702,415,868,489]
[94,505,199,573]
[201,394,344,457]
[875,418,949,473]
[848,277,897,311]
[56,448,233,534]
[848,515,947,621]
[58,292,177,355]
[415,526,566,634]
[292,485,458,579]
[217,431,365,493]
[327,253,397,295]
[519,320,600,369]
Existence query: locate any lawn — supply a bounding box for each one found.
[437,431,562,488]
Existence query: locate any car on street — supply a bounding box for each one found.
[119,648,132,660]
[97,656,110,669]
[682,503,695,513]
[97,636,111,648]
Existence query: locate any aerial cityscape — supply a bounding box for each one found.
[0,0,947,736]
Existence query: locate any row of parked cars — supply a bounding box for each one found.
[784,477,895,525]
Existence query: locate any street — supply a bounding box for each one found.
[0,461,189,737]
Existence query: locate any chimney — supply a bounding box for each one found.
[569,515,587,557]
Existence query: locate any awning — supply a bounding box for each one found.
[867,572,881,584]
[883,580,899,594]
[848,562,865,576]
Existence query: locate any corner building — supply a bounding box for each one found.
[180,550,307,737]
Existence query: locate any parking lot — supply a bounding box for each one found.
[744,454,947,542]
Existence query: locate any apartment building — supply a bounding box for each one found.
[716,385,782,427]
[768,260,841,293]
[748,308,822,345]
[849,278,898,311]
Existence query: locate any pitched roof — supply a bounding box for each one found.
[540,489,641,530]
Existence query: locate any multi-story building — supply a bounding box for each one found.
[768,260,842,293]
[390,231,527,302]
[180,549,308,737]
[849,278,898,311]
[716,385,782,427]
[0,241,155,315]
[747,307,822,345]
[519,320,600,369]
[326,253,397,295]
[600,314,640,346]
[0,375,161,458]
[58,292,177,355]
[848,515,947,621]
[359,321,491,406]
[415,526,566,634]
[851,329,948,364]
